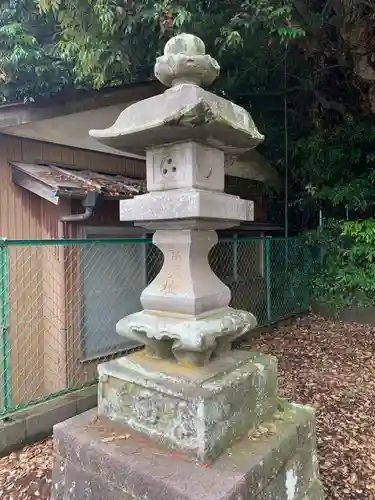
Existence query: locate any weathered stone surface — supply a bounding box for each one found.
[117,307,257,366]
[97,350,277,462]
[116,228,256,366]
[52,404,323,500]
[119,184,254,224]
[90,84,264,156]
[52,458,133,500]
[138,229,232,316]
[146,142,225,192]
[303,479,325,500]
[90,33,263,156]
[154,33,220,88]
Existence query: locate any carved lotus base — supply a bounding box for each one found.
[97,350,277,462]
[116,307,257,366]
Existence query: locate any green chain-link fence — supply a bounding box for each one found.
[0,236,313,416]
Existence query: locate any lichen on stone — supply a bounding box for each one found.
[164,100,216,127]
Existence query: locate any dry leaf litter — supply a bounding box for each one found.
[0,314,374,499]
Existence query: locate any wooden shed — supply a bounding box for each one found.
[0,82,282,411]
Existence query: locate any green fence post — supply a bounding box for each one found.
[233,233,238,283]
[265,237,272,322]
[0,238,11,411]
[284,236,289,273]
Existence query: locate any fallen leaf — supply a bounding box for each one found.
[101,433,131,443]
[349,472,358,484]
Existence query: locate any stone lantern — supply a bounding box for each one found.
[90,33,262,368]
[52,34,324,500]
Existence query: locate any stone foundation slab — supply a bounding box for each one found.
[52,405,324,500]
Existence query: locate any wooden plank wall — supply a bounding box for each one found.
[0,135,145,409]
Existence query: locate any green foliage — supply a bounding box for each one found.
[36,0,302,89]
[0,0,306,107]
[310,219,375,308]
[0,0,72,101]
[293,120,375,216]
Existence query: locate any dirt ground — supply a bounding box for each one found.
[0,314,375,499]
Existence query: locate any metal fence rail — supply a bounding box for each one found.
[0,236,311,416]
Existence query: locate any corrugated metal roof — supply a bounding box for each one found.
[10,162,146,204]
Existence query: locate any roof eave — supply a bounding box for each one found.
[10,161,146,204]
[0,81,164,130]
[12,167,60,205]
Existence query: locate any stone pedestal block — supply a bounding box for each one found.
[146,142,225,192]
[52,405,324,500]
[97,351,277,462]
[140,229,231,315]
[118,188,254,225]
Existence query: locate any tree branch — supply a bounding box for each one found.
[313,89,347,116]
[356,0,375,12]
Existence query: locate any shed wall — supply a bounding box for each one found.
[0,136,144,410]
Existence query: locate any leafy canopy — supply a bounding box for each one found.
[0,0,72,100]
[0,0,303,101]
[36,0,302,88]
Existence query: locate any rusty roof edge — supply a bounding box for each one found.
[10,161,146,201]
[10,161,61,189]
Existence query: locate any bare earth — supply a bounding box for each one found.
[0,314,375,500]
